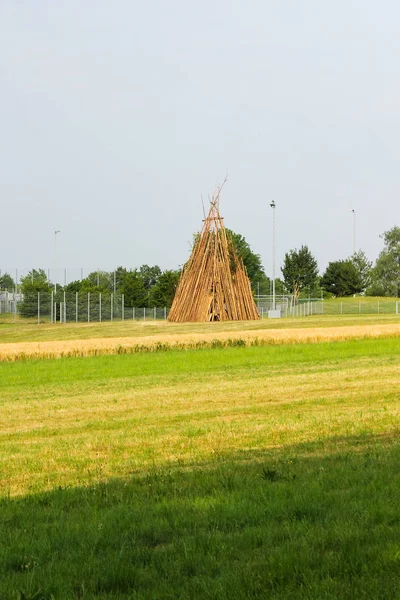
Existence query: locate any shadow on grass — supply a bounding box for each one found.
[1,433,399,600]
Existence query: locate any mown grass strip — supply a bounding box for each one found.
[1,336,400,386]
[1,338,399,598]
[1,439,399,599]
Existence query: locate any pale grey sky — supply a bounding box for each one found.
[1,0,399,281]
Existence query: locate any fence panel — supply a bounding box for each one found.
[2,291,400,324]
[16,293,171,324]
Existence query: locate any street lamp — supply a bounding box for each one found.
[53,230,61,293]
[270,200,276,310]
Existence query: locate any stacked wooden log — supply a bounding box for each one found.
[168,186,260,322]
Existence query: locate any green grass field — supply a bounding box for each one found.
[320,296,399,316]
[1,330,399,599]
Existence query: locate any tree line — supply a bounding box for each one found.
[281,226,400,300]
[1,225,400,312]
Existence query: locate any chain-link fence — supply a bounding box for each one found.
[254,296,400,318]
[320,299,400,316]
[1,291,399,324]
[1,291,169,324]
[255,295,323,317]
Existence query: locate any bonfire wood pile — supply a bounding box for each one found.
[168,185,260,322]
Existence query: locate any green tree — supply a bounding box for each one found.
[0,272,15,291]
[139,264,162,307]
[20,269,52,293]
[19,269,52,317]
[225,229,266,286]
[81,271,113,293]
[252,274,271,296]
[150,270,181,308]
[64,280,84,293]
[120,270,147,307]
[139,265,162,290]
[274,278,285,295]
[350,250,372,294]
[320,260,362,297]
[281,245,319,302]
[370,226,400,297]
[114,266,129,291]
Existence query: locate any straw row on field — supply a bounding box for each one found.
[1,324,400,361]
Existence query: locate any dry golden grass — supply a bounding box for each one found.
[1,346,399,497]
[1,321,400,361]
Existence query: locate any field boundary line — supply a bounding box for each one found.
[1,323,400,361]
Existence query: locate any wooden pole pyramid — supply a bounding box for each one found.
[168,183,260,322]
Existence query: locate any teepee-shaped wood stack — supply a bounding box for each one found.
[168,184,260,322]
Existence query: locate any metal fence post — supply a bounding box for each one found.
[64,291,66,323]
[51,290,54,323]
[99,293,102,323]
[111,294,113,321]
[38,291,40,325]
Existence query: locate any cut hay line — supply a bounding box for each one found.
[1,323,400,362]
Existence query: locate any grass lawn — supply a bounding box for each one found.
[1,337,399,599]
[0,310,399,347]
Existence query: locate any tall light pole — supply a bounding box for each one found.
[270,200,276,310]
[351,209,356,255]
[53,230,61,293]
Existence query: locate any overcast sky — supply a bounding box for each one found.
[1,0,399,282]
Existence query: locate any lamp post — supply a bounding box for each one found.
[270,200,276,310]
[53,230,60,293]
